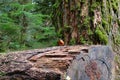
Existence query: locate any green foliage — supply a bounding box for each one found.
[57,28,64,38]
[0,0,57,52]
[0,14,13,23]
[9,42,21,50]
[24,26,57,49]
[70,38,76,45]
[80,35,86,44]
[53,1,61,9]
[10,3,22,11]
[34,0,55,14]
[0,23,20,52]
[0,23,19,35]
[23,3,35,11]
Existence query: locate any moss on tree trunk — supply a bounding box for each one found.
[52,0,120,45]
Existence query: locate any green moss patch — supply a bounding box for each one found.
[95,27,108,44]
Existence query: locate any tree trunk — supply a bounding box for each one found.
[52,0,120,46]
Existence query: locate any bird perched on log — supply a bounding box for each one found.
[58,39,64,46]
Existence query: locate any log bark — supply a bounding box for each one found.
[0,45,114,80]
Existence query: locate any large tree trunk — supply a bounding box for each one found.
[52,0,120,46]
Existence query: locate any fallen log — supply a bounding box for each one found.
[0,45,114,80]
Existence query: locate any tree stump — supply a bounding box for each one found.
[0,45,114,80]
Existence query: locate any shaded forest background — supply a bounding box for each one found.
[0,0,120,55]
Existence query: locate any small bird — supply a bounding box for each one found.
[58,39,64,46]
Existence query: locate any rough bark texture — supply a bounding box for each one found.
[52,0,120,46]
[0,45,114,80]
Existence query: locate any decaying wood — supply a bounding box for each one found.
[0,45,114,80]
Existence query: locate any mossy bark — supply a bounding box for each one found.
[52,1,120,46]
